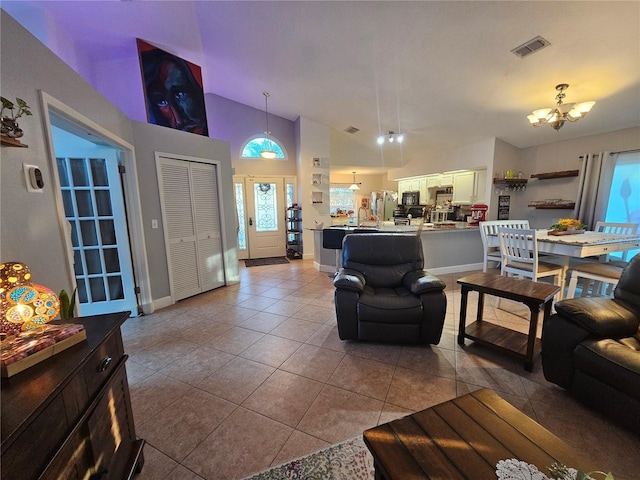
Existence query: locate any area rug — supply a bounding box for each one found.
[244,257,290,267]
[242,436,374,480]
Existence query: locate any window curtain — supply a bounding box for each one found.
[575,152,611,229]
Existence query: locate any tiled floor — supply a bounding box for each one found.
[126,260,638,480]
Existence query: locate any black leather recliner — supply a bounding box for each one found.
[333,233,447,344]
[542,253,640,434]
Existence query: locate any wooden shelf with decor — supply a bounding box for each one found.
[0,135,28,147]
[493,178,528,186]
[528,202,576,209]
[530,170,579,180]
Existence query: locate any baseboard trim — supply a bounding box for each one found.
[151,296,173,313]
[427,263,483,275]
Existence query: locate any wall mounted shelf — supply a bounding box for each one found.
[311,191,324,205]
[1,135,28,147]
[528,203,576,209]
[493,178,528,186]
[530,170,579,180]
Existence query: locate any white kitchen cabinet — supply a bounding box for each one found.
[398,179,411,198]
[474,169,487,203]
[426,175,441,188]
[452,171,475,204]
[440,173,453,186]
[419,177,428,204]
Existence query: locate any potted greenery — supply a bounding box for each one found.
[59,288,77,320]
[1,96,32,138]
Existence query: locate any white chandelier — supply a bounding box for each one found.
[377,131,404,145]
[260,92,277,159]
[527,84,595,131]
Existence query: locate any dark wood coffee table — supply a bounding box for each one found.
[457,272,560,371]
[363,389,594,480]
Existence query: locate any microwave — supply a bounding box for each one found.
[401,190,420,206]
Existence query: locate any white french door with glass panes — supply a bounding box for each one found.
[245,177,286,258]
[55,149,137,316]
[157,156,225,301]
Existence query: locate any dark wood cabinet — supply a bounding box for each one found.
[1,312,144,480]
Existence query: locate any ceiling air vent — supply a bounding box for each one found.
[511,36,550,58]
[344,126,360,134]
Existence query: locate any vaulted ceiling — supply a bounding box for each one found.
[4,1,639,174]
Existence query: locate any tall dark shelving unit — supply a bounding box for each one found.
[286,205,303,259]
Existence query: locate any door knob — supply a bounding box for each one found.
[249,217,253,226]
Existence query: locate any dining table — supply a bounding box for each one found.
[487,229,640,299]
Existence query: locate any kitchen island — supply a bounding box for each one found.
[311,222,483,274]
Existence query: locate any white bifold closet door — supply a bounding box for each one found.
[157,156,225,301]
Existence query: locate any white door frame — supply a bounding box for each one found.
[155,152,229,303]
[39,91,153,314]
[234,175,296,260]
[245,176,286,259]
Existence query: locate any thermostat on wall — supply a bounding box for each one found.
[23,163,44,193]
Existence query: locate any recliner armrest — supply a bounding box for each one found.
[333,269,365,293]
[554,297,640,338]
[403,270,446,295]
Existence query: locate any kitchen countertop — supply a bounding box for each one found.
[309,221,479,233]
[311,221,483,273]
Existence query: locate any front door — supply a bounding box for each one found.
[245,177,286,258]
[53,142,137,317]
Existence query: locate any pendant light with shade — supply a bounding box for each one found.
[260,92,277,159]
[349,171,360,190]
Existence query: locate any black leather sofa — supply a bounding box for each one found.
[333,233,446,344]
[542,253,640,434]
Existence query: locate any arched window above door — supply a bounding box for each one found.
[240,135,287,159]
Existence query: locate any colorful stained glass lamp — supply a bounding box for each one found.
[0,262,60,336]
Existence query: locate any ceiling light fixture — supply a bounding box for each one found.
[377,131,404,145]
[260,92,277,159]
[349,171,361,190]
[527,84,595,131]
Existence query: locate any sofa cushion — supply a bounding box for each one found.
[554,297,639,338]
[573,338,640,401]
[614,253,640,310]
[342,234,424,289]
[357,287,423,324]
[403,270,446,295]
[333,269,365,293]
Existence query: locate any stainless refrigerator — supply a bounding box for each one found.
[371,191,398,221]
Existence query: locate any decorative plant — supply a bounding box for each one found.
[549,462,615,480]
[1,96,32,120]
[549,218,587,231]
[1,96,32,138]
[58,288,77,320]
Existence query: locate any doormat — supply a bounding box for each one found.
[244,257,290,267]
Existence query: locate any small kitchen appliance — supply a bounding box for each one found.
[468,203,488,226]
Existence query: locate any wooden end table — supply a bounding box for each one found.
[457,272,560,371]
[363,389,594,480]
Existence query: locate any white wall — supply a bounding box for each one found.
[512,126,640,229]
[0,11,135,293]
[387,138,495,180]
[0,11,239,307]
[328,172,397,195]
[296,117,331,257]
[131,121,238,301]
[207,93,297,176]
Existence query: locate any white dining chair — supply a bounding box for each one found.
[479,220,530,272]
[497,227,564,285]
[565,221,638,298]
[595,221,638,267]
